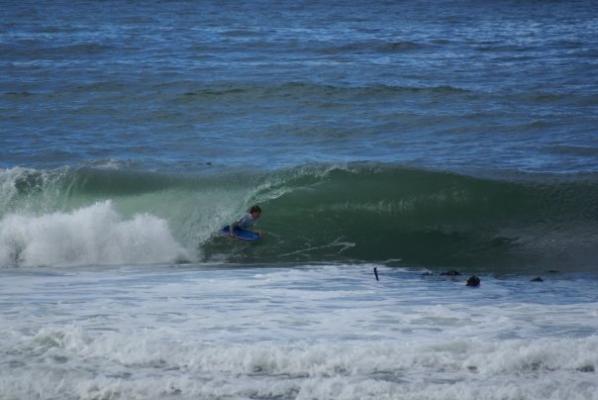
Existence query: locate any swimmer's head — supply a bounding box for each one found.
[249,205,262,219]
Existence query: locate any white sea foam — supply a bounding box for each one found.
[0,200,188,267]
[2,328,597,400]
[0,265,597,399]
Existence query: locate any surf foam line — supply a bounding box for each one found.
[1,164,598,270]
[2,323,598,400]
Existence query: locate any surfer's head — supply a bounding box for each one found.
[249,205,262,219]
[466,275,480,287]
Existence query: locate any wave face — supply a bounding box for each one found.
[1,165,597,272]
[234,165,598,272]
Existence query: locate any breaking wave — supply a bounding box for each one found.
[1,164,597,271]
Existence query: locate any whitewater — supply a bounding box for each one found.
[2,265,598,400]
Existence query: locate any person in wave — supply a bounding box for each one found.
[228,205,262,238]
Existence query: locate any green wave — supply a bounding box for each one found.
[2,164,598,271]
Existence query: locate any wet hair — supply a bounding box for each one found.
[466,275,480,287]
[249,205,262,214]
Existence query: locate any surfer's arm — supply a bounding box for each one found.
[229,220,239,236]
[229,214,256,236]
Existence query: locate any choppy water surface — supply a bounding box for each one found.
[1,265,597,400]
[2,1,598,172]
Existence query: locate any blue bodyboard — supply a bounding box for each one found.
[221,225,261,241]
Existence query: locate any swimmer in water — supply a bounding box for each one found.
[229,205,262,238]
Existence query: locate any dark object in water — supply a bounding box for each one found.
[373,267,379,281]
[530,276,544,282]
[547,270,560,274]
[466,275,480,287]
[440,270,461,276]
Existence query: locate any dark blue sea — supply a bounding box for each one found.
[1,1,598,399]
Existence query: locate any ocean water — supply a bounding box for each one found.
[1,1,598,399]
[2,265,598,400]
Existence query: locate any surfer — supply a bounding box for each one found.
[229,205,262,238]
